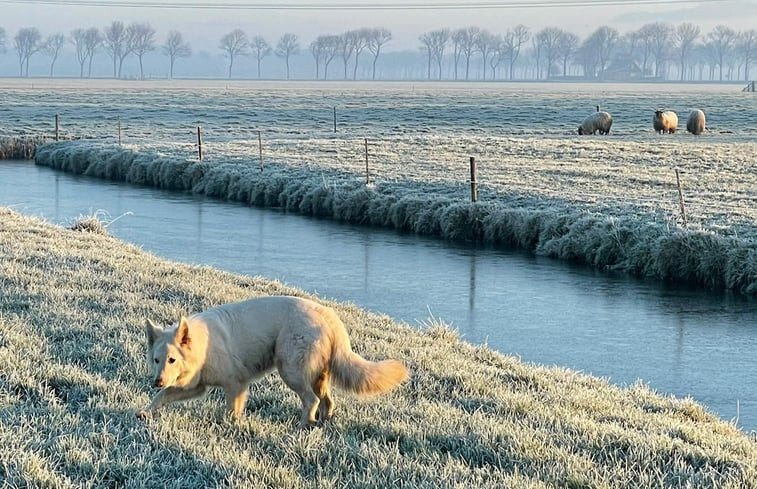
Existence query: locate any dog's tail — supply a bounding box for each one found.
[330,334,408,395]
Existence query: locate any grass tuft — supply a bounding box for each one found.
[69,210,133,235]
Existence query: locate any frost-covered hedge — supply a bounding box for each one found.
[35,141,757,295]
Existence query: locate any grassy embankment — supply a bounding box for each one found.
[1,208,757,488]
[30,140,757,295]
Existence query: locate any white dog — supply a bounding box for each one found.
[139,296,408,427]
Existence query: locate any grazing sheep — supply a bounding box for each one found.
[653,110,678,134]
[686,109,706,135]
[578,111,613,135]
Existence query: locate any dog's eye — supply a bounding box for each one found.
[168,358,176,364]
[154,358,159,364]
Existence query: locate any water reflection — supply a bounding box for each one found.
[1,160,756,430]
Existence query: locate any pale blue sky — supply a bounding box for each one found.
[2,0,755,51]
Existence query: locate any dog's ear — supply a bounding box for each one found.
[145,319,162,349]
[175,316,192,349]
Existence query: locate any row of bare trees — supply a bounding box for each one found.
[218,30,297,79]
[419,23,757,82]
[217,28,394,80]
[308,28,392,80]
[0,22,190,78]
[0,22,754,81]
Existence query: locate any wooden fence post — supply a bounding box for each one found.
[197,126,203,161]
[364,138,369,185]
[258,130,263,171]
[118,119,122,146]
[333,107,337,133]
[675,168,687,229]
[470,157,478,203]
[55,114,59,141]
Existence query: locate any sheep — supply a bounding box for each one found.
[686,109,706,135]
[653,110,678,134]
[578,111,613,135]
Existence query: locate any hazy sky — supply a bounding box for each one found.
[2,0,756,51]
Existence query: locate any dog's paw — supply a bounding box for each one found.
[136,409,152,419]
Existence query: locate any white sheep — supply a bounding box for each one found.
[578,111,613,135]
[653,110,678,134]
[686,109,706,135]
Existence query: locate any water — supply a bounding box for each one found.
[2,160,756,430]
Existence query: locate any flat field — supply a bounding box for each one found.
[3,80,755,237]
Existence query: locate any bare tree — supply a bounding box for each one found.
[634,24,656,77]
[556,31,579,77]
[419,32,434,80]
[70,29,89,78]
[593,26,619,79]
[309,37,326,79]
[503,24,529,79]
[129,23,155,79]
[648,22,674,78]
[321,35,339,79]
[163,30,191,79]
[310,34,340,80]
[675,23,700,80]
[84,28,102,78]
[14,27,42,77]
[420,29,450,80]
[338,32,355,80]
[475,29,495,80]
[535,27,562,79]
[432,29,451,80]
[276,33,299,80]
[348,28,370,80]
[578,26,618,80]
[43,33,65,77]
[367,28,391,80]
[0,27,5,52]
[103,21,131,78]
[488,35,504,80]
[219,29,249,79]
[707,25,737,81]
[456,26,479,80]
[251,36,271,79]
[451,29,465,80]
[738,29,757,81]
